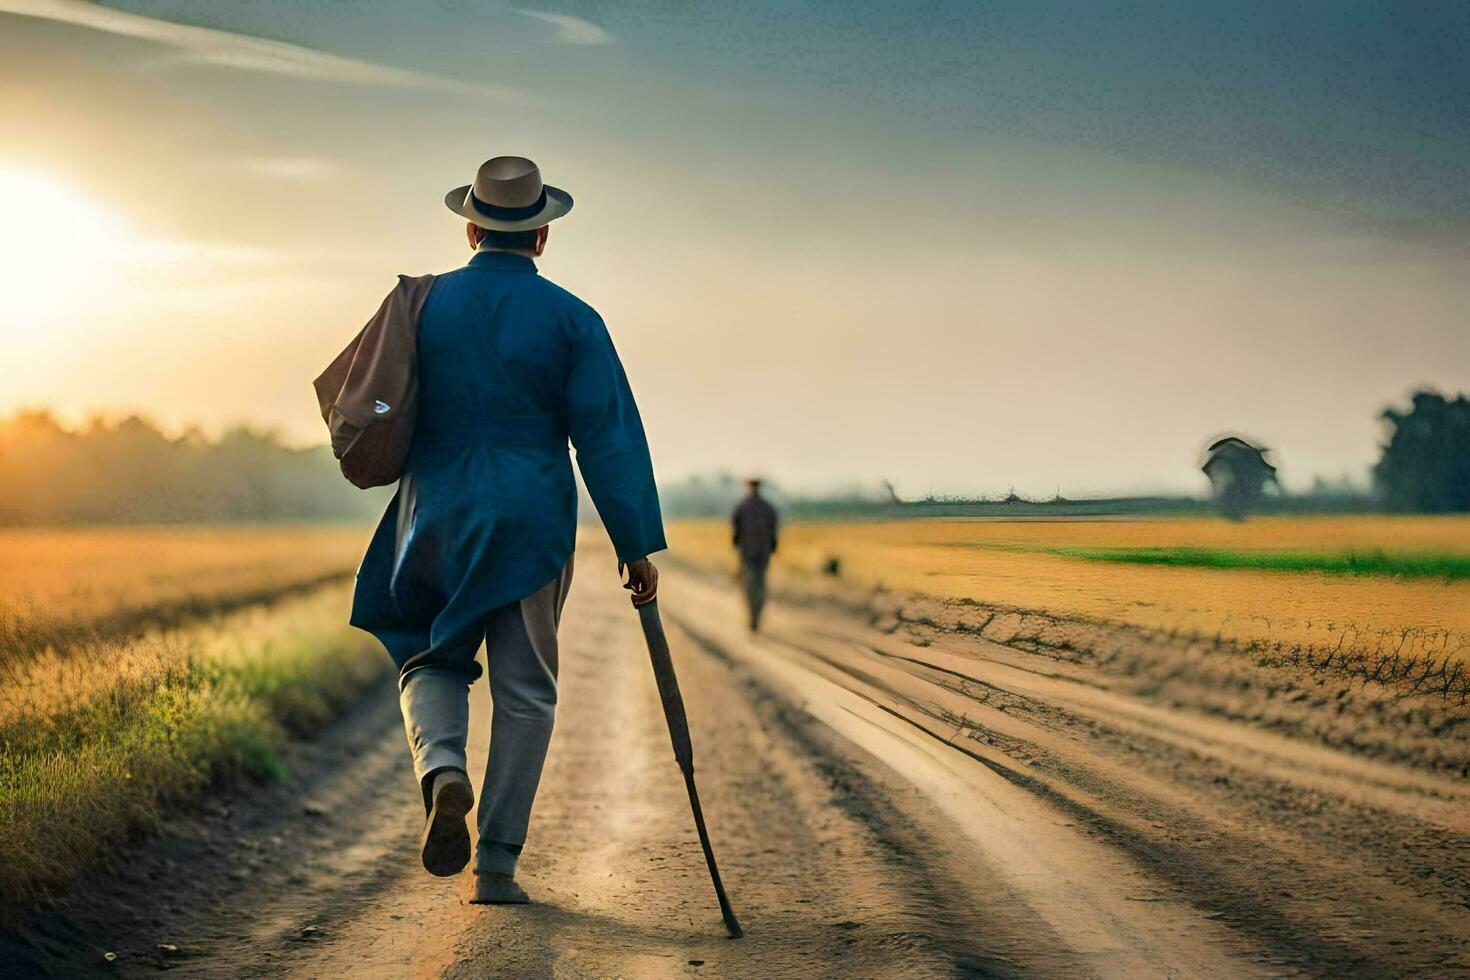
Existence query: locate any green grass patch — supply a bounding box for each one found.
[0,588,386,918]
[1048,547,1470,581]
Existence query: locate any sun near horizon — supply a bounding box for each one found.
[0,165,135,325]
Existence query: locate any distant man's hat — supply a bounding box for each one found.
[444,156,573,232]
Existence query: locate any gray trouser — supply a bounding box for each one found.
[398,558,574,875]
[741,556,768,630]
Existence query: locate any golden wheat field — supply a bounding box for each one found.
[669,515,1470,659]
[0,524,369,631]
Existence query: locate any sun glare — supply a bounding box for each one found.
[0,167,133,329]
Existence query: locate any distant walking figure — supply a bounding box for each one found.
[731,478,778,631]
[348,157,664,905]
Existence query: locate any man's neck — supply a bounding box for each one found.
[475,244,538,258]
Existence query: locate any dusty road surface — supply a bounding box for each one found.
[11,541,1469,977]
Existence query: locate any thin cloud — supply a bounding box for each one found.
[1,0,512,97]
[248,157,338,181]
[513,8,612,45]
[133,239,278,268]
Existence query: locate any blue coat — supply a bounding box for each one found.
[350,250,665,668]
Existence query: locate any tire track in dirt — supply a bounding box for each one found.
[668,568,1470,975]
[669,609,1273,976]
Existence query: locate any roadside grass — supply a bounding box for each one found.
[0,584,386,918]
[0,572,355,668]
[1043,548,1470,582]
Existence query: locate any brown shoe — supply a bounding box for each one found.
[471,872,530,905]
[421,769,473,877]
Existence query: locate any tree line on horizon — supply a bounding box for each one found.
[0,410,383,525]
[0,389,1463,525]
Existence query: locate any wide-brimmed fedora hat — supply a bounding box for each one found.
[444,156,573,232]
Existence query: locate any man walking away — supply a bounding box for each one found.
[731,478,778,631]
[349,156,664,905]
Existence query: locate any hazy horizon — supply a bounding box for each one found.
[3,1,1467,499]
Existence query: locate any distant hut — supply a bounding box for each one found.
[1201,436,1278,521]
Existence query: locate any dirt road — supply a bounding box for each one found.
[14,543,1469,977]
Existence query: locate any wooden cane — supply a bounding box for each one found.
[636,599,744,939]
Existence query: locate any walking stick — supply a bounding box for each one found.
[636,599,744,939]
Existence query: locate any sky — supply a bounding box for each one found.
[0,0,1466,498]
